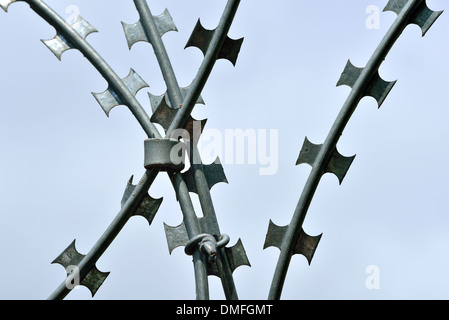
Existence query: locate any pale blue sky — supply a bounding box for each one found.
[0,0,449,299]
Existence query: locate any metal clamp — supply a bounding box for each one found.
[144,138,186,171]
[184,234,230,263]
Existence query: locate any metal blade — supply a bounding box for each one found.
[122,9,177,49]
[185,19,244,66]
[121,175,162,225]
[41,33,73,61]
[264,221,321,265]
[164,221,189,254]
[92,69,148,116]
[224,238,251,273]
[149,83,205,111]
[122,68,149,97]
[121,20,146,49]
[51,239,85,268]
[384,0,443,36]
[181,157,228,194]
[52,239,110,297]
[296,137,356,184]
[72,17,98,39]
[293,229,322,265]
[337,60,396,108]
[41,17,97,60]
[207,238,250,276]
[153,8,177,37]
[0,0,17,12]
[82,266,110,297]
[92,86,121,116]
[263,220,287,251]
[150,96,207,138]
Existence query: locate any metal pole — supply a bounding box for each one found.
[267,0,442,299]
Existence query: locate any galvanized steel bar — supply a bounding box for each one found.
[267,0,442,300]
[48,168,159,300]
[18,0,207,299]
[166,0,240,136]
[24,0,160,140]
[132,0,184,108]
[132,0,209,299]
[169,171,210,299]
[20,0,243,299]
[132,0,240,300]
[11,0,168,299]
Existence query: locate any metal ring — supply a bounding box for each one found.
[184,234,214,256]
[184,233,230,256]
[217,234,230,248]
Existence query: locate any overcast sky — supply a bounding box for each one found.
[1,0,449,300]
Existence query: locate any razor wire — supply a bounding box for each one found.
[0,0,445,300]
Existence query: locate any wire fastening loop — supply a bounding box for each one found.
[184,233,230,263]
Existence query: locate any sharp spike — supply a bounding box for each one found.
[366,71,397,108]
[383,0,408,15]
[337,60,396,108]
[0,0,17,12]
[41,16,97,60]
[293,229,322,265]
[263,220,287,251]
[185,19,243,65]
[71,17,98,39]
[218,34,244,66]
[134,195,162,225]
[224,238,251,273]
[203,157,228,188]
[410,1,443,36]
[185,19,214,56]
[336,60,363,89]
[296,137,355,184]
[92,69,147,116]
[163,221,189,254]
[180,83,205,106]
[121,177,136,208]
[150,96,179,130]
[149,83,205,111]
[52,240,110,297]
[327,148,356,184]
[182,157,228,194]
[154,8,178,37]
[206,238,250,277]
[51,239,85,268]
[183,116,207,141]
[82,266,110,297]
[121,20,147,49]
[296,137,322,168]
[148,92,164,113]
[122,9,177,50]
[264,221,321,264]
[92,86,121,116]
[121,176,162,225]
[41,34,73,61]
[150,96,206,137]
[384,0,443,36]
[122,68,149,97]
